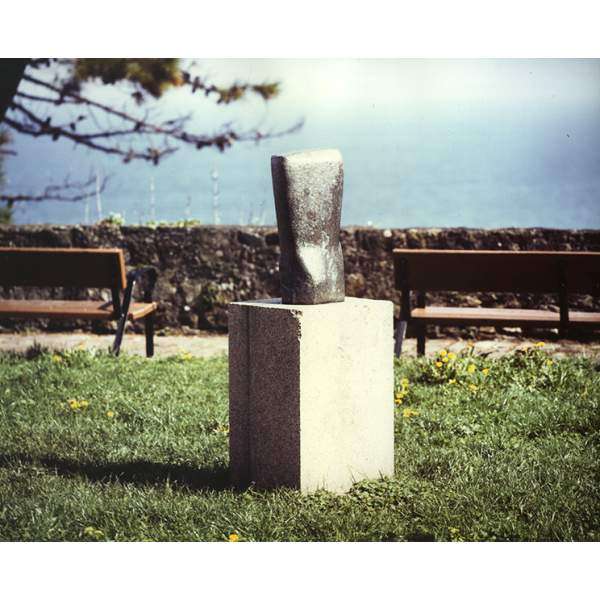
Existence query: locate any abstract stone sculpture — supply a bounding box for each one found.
[271,149,345,304]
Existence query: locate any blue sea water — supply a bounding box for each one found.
[5,104,600,229]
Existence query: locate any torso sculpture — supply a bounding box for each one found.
[271,149,345,304]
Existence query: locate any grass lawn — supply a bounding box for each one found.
[0,344,598,542]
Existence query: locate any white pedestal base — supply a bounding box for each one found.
[229,297,394,493]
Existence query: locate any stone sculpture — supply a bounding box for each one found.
[271,149,345,304]
[228,148,394,494]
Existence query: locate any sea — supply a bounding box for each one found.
[4,105,600,229]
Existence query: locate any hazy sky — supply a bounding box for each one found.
[171,58,600,120]
[7,58,600,228]
[92,58,596,144]
[196,58,600,105]
[22,58,600,139]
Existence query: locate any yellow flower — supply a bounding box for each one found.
[402,408,419,419]
[67,399,89,411]
[469,384,478,392]
[228,533,240,542]
[448,379,457,385]
[467,364,476,374]
[51,355,63,364]
[180,352,193,361]
[545,359,553,367]
[442,356,449,363]
[400,378,409,388]
[447,352,456,360]
[482,368,489,376]
[535,341,545,348]
[106,410,115,418]
[439,350,448,357]
[394,389,407,404]
[83,526,104,540]
[435,361,443,368]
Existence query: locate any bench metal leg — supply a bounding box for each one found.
[394,320,407,357]
[111,271,136,358]
[145,314,155,358]
[416,323,426,356]
[112,314,128,357]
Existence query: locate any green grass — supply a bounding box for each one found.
[0,344,598,542]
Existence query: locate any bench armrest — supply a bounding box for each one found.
[126,266,158,303]
[118,266,158,320]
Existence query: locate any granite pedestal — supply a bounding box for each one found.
[229,297,394,494]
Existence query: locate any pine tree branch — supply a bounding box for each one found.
[7,71,304,163]
[5,104,177,164]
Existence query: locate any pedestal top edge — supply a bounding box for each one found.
[229,297,393,311]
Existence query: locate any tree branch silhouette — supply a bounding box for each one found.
[2,59,304,165]
[0,173,107,204]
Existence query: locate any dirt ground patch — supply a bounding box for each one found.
[0,332,598,359]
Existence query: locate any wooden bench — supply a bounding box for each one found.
[0,247,158,357]
[393,249,600,356]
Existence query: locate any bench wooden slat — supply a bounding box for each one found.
[411,306,600,327]
[0,247,127,289]
[0,299,157,321]
[393,249,600,294]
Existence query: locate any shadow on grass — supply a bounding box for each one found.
[0,453,231,492]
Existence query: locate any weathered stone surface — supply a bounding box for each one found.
[229,297,395,493]
[271,149,345,304]
[1,224,599,335]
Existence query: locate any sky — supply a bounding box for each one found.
[207,59,600,104]
[4,58,600,227]
[172,59,600,122]
[71,58,600,135]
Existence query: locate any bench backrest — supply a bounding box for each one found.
[393,250,600,295]
[0,247,127,290]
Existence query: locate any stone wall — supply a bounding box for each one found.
[1,224,599,336]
